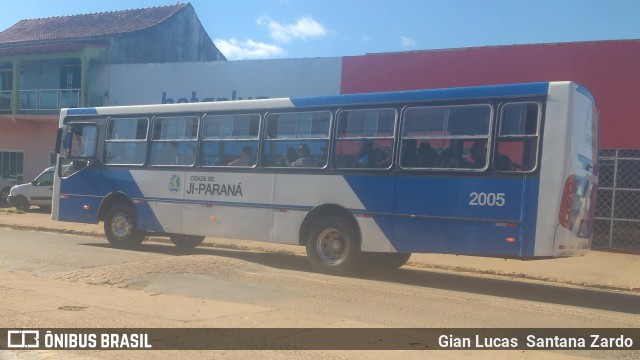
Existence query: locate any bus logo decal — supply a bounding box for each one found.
[169,174,181,193]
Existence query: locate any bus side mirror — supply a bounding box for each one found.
[62,132,72,154]
[54,128,62,154]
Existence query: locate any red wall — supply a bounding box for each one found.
[340,40,640,149]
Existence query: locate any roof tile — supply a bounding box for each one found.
[0,3,189,44]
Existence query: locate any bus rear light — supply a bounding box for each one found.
[505,237,517,243]
[559,175,575,228]
[210,216,217,221]
[132,199,145,204]
[60,195,70,199]
[83,205,90,210]
[496,222,518,228]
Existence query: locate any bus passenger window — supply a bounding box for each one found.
[200,114,260,167]
[104,117,148,165]
[333,108,395,169]
[262,111,331,168]
[401,104,491,170]
[150,116,198,166]
[495,102,540,172]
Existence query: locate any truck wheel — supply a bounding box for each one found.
[306,216,361,275]
[170,234,205,249]
[14,196,30,212]
[0,187,10,204]
[104,204,145,248]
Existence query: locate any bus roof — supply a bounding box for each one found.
[64,81,554,117]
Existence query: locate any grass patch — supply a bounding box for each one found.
[0,208,24,214]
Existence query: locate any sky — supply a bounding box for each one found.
[0,0,639,60]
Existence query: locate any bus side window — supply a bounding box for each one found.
[333,108,395,169]
[495,102,540,172]
[262,111,331,168]
[200,114,260,167]
[150,116,198,166]
[104,117,148,165]
[402,105,491,170]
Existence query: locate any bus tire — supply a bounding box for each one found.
[361,252,412,270]
[306,216,361,275]
[104,204,145,248]
[170,234,205,249]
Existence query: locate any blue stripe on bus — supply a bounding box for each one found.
[59,167,164,232]
[59,166,540,257]
[343,174,540,257]
[290,82,550,108]
[67,108,98,115]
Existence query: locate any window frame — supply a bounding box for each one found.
[149,115,200,167]
[104,117,150,166]
[494,101,542,174]
[199,113,262,168]
[399,103,494,172]
[332,107,397,170]
[261,110,333,169]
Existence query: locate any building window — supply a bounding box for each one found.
[0,151,24,184]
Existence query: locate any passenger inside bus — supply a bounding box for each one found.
[417,142,438,167]
[468,140,487,168]
[437,148,460,168]
[401,139,418,167]
[282,147,298,166]
[228,145,254,166]
[290,144,315,167]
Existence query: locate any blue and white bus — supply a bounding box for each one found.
[52,81,598,274]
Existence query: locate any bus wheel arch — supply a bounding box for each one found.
[98,192,133,222]
[299,204,360,246]
[99,193,145,248]
[301,204,362,275]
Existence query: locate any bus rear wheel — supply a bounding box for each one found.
[170,234,205,249]
[104,204,145,248]
[306,216,361,275]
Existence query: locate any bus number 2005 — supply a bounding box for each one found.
[469,192,506,207]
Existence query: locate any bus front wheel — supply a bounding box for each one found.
[104,204,145,248]
[170,234,205,249]
[306,216,361,275]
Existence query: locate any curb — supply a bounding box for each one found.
[1,222,637,294]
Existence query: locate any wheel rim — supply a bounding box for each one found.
[111,212,133,240]
[316,228,348,265]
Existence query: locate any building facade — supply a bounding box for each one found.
[0,3,225,183]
